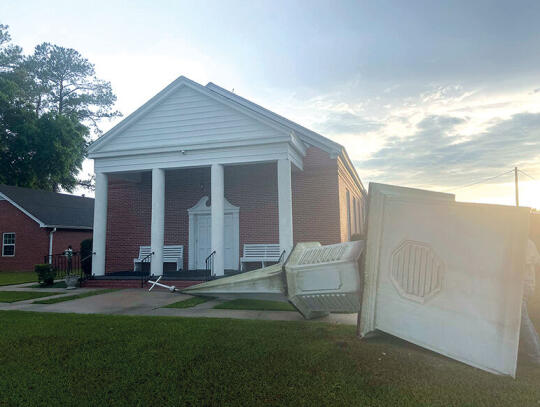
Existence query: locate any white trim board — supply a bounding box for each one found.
[94,142,303,173]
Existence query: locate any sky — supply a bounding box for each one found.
[1,0,539,207]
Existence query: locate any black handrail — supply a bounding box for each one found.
[140,251,153,287]
[205,251,216,275]
[141,252,153,263]
[44,252,83,281]
[278,249,287,263]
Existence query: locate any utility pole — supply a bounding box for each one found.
[514,166,519,207]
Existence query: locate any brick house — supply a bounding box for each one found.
[88,76,366,278]
[0,185,94,272]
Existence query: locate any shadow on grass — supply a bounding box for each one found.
[164,296,214,309]
[214,299,297,312]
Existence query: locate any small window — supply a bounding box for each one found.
[353,197,358,234]
[357,200,363,234]
[346,190,352,240]
[2,233,15,256]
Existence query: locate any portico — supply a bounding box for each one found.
[91,158,296,277]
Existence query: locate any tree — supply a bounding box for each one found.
[0,24,22,71]
[0,24,120,192]
[25,43,120,132]
[0,85,88,191]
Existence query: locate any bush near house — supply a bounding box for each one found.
[34,264,56,286]
[80,238,92,276]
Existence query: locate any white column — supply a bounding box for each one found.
[278,158,293,259]
[151,168,165,276]
[92,172,108,276]
[211,163,225,276]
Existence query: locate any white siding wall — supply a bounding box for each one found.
[99,85,287,153]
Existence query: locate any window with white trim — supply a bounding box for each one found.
[2,233,15,256]
[353,197,358,234]
[357,199,363,234]
[346,190,352,240]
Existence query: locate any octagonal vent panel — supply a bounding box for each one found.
[390,241,444,303]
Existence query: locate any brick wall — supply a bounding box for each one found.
[52,229,93,256]
[104,146,360,273]
[0,201,48,271]
[0,201,92,271]
[292,147,341,245]
[105,164,280,273]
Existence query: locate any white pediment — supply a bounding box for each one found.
[89,77,291,156]
[187,196,239,214]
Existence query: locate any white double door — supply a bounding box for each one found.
[194,214,236,270]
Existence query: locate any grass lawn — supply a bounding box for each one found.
[164,296,214,308]
[0,311,539,406]
[32,289,118,304]
[214,298,297,312]
[0,291,59,303]
[0,271,36,286]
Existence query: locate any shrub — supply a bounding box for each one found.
[80,238,93,276]
[35,264,56,286]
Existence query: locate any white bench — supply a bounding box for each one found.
[240,244,282,271]
[133,245,184,272]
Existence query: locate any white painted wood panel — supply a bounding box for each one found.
[196,214,211,269]
[99,85,287,153]
[360,183,530,377]
[94,143,304,173]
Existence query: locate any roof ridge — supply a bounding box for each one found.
[205,81,343,153]
[0,184,93,200]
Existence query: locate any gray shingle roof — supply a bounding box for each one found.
[0,184,94,229]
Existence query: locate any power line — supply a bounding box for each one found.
[444,169,514,192]
[518,169,537,181]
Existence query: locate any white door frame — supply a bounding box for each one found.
[188,196,239,270]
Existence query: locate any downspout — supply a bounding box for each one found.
[48,227,57,264]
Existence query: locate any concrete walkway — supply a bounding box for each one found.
[0,284,357,325]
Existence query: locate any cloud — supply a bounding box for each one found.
[315,111,383,135]
[356,112,540,187]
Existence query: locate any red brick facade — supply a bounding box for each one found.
[104,146,365,273]
[51,230,94,257]
[0,201,92,272]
